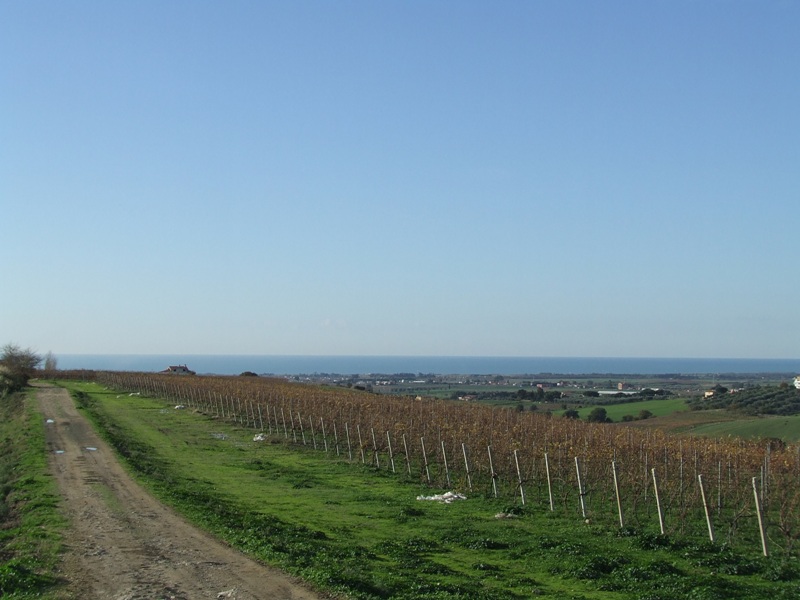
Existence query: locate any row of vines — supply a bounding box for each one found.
[96,372,800,558]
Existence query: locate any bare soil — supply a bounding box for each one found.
[35,383,323,600]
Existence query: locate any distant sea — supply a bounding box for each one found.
[54,355,800,377]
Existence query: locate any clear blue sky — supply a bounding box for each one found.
[2,1,798,359]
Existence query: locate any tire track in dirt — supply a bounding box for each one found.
[35,382,322,600]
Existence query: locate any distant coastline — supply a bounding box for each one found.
[54,355,800,377]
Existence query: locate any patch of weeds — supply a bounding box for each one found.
[402,581,517,600]
[418,561,455,575]
[647,559,683,576]
[688,543,759,575]
[472,562,501,572]
[615,526,639,538]
[569,554,629,580]
[0,559,57,596]
[553,541,586,556]
[499,504,527,517]
[635,530,677,551]
[397,505,425,518]
[772,585,800,599]
[536,536,559,550]
[465,537,510,550]
[376,537,440,562]
[291,478,317,489]
[762,558,800,582]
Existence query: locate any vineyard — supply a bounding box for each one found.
[97,372,800,559]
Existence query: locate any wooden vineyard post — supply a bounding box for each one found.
[441,441,451,488]
[652,468,665,535]
[386,431,396,473]
[297,413,306,445]
[514,449,525,505]
[357,425,365,464]
[403,434,411,475]
[289,411,297,442]
[612,460,624,528]
[345,423,353,461]
[280,408,288,438]
[545,452,554,512]
[421,437,431,483]
[371,428,380,468]
[320,418,328,453]
[698,474,715,543]
[488,446,498,498]
[272,406,279,436]
[752,477,769,557]
[575,457,586,519]
[257,405,264,432]
[309,417,317,450]
[333,423,340,456]
[462,443,473,491]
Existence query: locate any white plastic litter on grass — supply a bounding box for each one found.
[45,418,55,424]
[253,433,267,442]
[416,491,467,503]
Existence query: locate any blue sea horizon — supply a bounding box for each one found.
[54,354,800,377]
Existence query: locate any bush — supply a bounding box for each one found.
[0,344,42,394]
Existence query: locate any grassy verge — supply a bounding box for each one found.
[0,389,66,598]
[63,380,800,600]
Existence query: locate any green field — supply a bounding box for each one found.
[48,380,800,600]
[679,414,800,443]
[556,398,689,421]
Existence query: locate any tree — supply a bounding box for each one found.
[583,390,600,398]
[1,343,42,394]
[587,407,610,423]
[563,409,580,419]
[44,351,58,371]
[637,409,653,420]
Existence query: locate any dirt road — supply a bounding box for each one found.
[35,383,323,600]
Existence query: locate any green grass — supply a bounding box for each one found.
[682,414,800,443]
[556,397,689,422]
[59,380,800,599]
[0,390,66,599]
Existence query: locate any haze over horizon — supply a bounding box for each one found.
[3,2,798,360]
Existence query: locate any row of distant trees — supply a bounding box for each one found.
[0,343,56,396]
